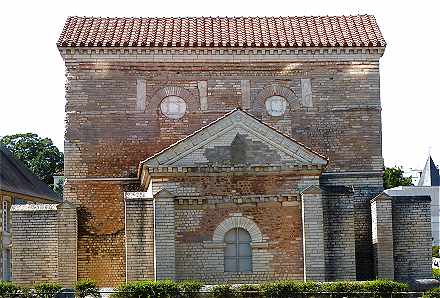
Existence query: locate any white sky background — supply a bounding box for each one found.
[0,0,438,171]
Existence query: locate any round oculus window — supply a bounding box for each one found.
[265,95,287,116]
[160,96,187,119]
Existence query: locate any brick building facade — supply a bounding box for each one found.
[9,15,433,287]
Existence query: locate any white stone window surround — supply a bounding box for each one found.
[160,95,187,119]
[265,95,288,116]
[150,86,194,117]
[203,214,269,274]
[256,84,299,115]
[203,214,268,249]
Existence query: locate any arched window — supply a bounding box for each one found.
[224,228,252,272]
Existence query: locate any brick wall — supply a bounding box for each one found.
[301,187,325,281]
[63,58,382,285]
[174,198,303,283]
[64,181,126,285]
[64,61,382,178]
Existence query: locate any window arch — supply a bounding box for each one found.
[224,228,252,272]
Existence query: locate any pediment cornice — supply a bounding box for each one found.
[139,109,328,186]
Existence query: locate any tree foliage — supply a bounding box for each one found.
[0,133,63,186]
[383,166,413,189]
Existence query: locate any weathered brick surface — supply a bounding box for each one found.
[63,58,383,285]
[64,61,381,178]
[64,181,126,286]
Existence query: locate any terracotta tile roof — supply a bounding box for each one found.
[57,15,385,48]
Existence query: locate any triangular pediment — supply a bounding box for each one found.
[141,109,328,170]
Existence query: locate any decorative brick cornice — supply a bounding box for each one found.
[59,47,385,63]
[175,194,299,205]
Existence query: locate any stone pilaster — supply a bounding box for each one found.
[370,193,394,279]
[154,189,176,280]
[57,201,78,287]
[301,186,325,281]
[124,192,155,281]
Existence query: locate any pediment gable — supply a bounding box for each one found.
[141,109,328,170]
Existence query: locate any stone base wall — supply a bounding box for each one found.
[322,187,356,280]
[370,195,394,279]
[11,202,77,287]
[321,173,383,280]
[392,196,432,281]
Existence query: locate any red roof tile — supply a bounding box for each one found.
[57,15,385,48]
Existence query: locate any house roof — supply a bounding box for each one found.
[57,15,385,48]
[418,155,440,186]
[0,146,61,202]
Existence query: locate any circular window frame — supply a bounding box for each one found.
[160,95,187,119]
[265,95,288,116]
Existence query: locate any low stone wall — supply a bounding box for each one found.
[11,202,77,287]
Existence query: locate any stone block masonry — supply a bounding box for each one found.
[301,186,325,281]
[370,194,394,279]
[391,196,432,281]
[154,191,176,280]
[124,192,154,281]
[11,202,77,287]
[370,194,432,282]
[322,187,356,280]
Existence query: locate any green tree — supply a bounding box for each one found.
[0,133,63,187]
[383,166,413,189]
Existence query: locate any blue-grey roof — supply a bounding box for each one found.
[0,145,61,202]
[419,155,440,187]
